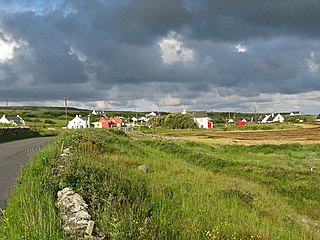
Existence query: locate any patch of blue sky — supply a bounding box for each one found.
[0,0,63,15]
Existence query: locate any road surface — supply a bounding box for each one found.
[0,137,55,210]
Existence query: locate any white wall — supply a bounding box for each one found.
[195,117,208,128]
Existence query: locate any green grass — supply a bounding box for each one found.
[1,129,319,239]
[0,142,63,239]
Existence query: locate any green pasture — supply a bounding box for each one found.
[1,129,319,239]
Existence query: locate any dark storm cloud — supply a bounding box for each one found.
[0,0,320,112]
[186,0,320,41]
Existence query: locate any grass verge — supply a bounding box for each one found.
[0,141,62,239]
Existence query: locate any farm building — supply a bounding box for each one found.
[0,115,25,126]
[67,115,90,129]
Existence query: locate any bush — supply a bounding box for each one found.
[164,113,198,129]
[147,115,166,128]
[148,113,198,129]
[44,120,56,124]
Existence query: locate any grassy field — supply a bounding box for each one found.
[1,127,319,239]
[151,124,320,146]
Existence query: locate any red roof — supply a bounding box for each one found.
[113,116,122,124]
[99,117,109,123]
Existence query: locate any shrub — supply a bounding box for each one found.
[44,119,56,124]
[164,113,198,129]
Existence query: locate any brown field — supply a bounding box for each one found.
[163,124,320,146]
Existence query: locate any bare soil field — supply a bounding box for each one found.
[163,125,320,145]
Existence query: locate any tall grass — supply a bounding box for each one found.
[57,130,319,238]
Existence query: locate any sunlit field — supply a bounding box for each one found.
[1,127,319,239]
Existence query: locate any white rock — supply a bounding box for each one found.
[75,210,91,220]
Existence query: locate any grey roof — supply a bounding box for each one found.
[189,111,208,118]
[266,113,282,122]
[266,115,275,122]
[6,116,24,125]
[315,114,320,119]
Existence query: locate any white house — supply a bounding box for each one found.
[315,114,320,121]
[67,115,90,129]
[260,113,284,123]
[227,119,234,123]
[91,110,98,115]
[0,115,25,126]
[184,110,210,128]
[290,111,301,116]
[138,117,147,122]
[146,112,157,118]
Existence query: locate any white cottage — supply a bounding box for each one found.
[260,113,284,123]
[183,110,210,128]
[0,115,25,125]
[67,115,90,129]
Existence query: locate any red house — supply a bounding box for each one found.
[109,116,123,127]
[99,117,110,128]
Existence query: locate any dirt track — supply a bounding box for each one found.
[165,125,320,145]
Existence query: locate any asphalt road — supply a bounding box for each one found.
[0,137,55,210]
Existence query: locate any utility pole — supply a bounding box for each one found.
[5,99,8,107]
[64,97,68,126]
[253,105,257,124]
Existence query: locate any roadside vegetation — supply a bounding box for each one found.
[1,128,319,239]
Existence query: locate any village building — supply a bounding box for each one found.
[67,115,90,129]
[235,119,247,126]
[110,116,123,127]
[146,112,157,118]
[252,113,285,123]
[290,111,302,116]
[260,113,284,123]
[92,117,109,128]
[227,119,234,123]
[93,116,123,128]
[315,114,320,121]
[182,110,213,128]
[0,115,25,126]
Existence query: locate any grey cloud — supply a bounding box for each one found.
[186,0,320,41]
[0,0,320,113]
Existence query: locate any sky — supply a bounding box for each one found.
[1,0,320,113]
